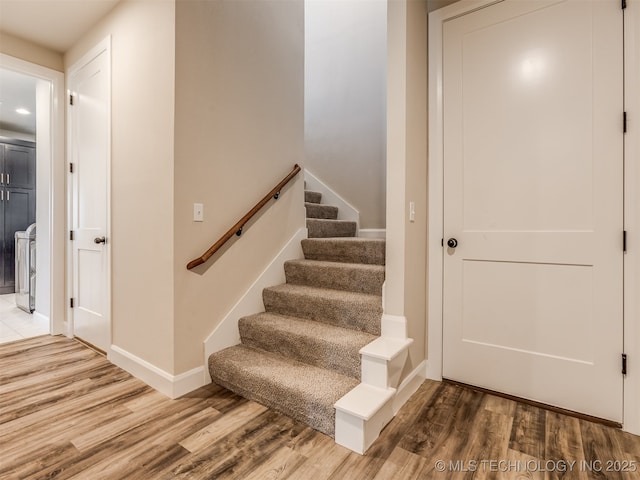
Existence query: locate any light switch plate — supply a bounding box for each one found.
[194,203,204,222]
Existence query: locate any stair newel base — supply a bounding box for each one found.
[334,384,396,454]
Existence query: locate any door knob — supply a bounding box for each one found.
[94,236,106,245]
[447,238,458,248]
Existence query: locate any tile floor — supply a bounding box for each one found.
[0,294,49,344]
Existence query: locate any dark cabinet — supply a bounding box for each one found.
[0,138,36,294]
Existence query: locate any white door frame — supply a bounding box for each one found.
[0,54,66,337]
[66,36,112,351]
[428,0,640,435]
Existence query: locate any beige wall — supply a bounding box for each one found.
[0,32,63,72]
[60,0,303,377]
[404,0,428,367]
[173,0,305,373]
[386,0,428,371]
[65,0,176,373]
[305,0,387,229]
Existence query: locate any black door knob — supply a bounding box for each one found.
[447,238,458,248]
[94,236,107,245]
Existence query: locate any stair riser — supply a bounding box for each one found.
[307,219,357,238]
[301,239,385,265]
[305,203,338,220]
[239,318,362,379]
[285,261,384,295]
[304,191,322,204]
[263,289,382,335]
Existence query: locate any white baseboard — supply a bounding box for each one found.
[110,345,204,399]
[304,169,360,227]
[393,360,427,415]
[359,229,386,239]
[203,227,308,382]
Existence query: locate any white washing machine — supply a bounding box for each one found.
[15,223,36,313]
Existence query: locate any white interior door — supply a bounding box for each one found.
[443,0,623,422]
[69,44,110,353]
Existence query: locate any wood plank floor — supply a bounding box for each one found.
[1,336,638,479]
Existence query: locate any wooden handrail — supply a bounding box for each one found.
[187,164,301,270]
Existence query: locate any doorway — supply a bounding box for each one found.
[0,55,65,342]
[428,0,639,431]
[0,85,41,339]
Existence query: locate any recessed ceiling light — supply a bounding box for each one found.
[16,108,31,115]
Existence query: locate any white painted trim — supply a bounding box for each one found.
[66,36,112,352]
[202,227,307,382]
[392,359,427,415]
[335,310,418,454]
[335,384,396,454]
[109,345,204,399]
[304,169,360,227]
[624,0,640,436]
[358,229,386,239]
[335,384,396,420]
[429,0,639,434]
[427,2,447,383]
[360,337,412,389]
[334,358,427,455]
[427,0,498,384]
[381,313,408,338]
[0,54,65,337]
[360,337,413,361]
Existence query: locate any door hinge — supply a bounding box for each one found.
[69,94,74,106]
[624,230,627,252]
[70,298,75,309]
[622,0,627,9]
[69,163,74,173]
[622,353,627,375]
[624,112,628,133]
[70,230,74,241]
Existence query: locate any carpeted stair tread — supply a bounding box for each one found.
[304,190,322,204]
[302,237,385,265]
[307,218,357,238]
[263,284,382,335]
[305,202,339,220]
[285,259,384,295]
[208,344,358,437]
[239,312,376,379]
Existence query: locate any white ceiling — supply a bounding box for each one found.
[0,0,121,53]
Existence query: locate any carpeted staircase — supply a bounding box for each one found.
[305,189,357,238]
[208,189,385,437]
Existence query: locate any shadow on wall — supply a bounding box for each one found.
[304,0,387,230]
